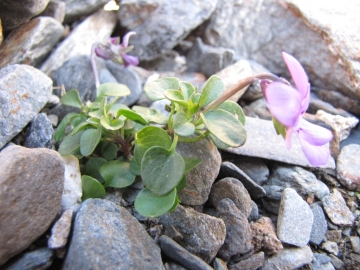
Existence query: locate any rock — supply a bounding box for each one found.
[225,117,335,169]
[159,205,226,263]
[159,235,213,270]
[220,162,266,199]
[24,113,54,149]
[321,241,339,256]
[41,8,117,76]
[48,209,73,249]
[312,253,334,270]
[164,262,187,270]
[141,50,187,73]
[120,0,217,61]
[39,0,66,22]
[0,17,64,69]
[176,138,222,205]
[247,98,272,120]
[309,93,352,118]
[213,258,228,270]
[336,144,360,191]
[0,64,52,149]
[341,130,360,150]
[309,203,328,245]
[261,198,281,215]
[250,216,283,255]
[262,246,313,270]
[203,0,360,101]
[329,254,344,269]
[210,177,253,218]
[0,0,50,31]
[62,0,110,22]
[326,230,342,243]
[63,199,163,269]
[231,157,269,186]
[0,145,64,266]
[229,252,264,270]
[350,236,360,254]
[322,189,355,226]
[248,201,259,222]
[2,248,53,270]
[61,155,82,212]
[216,199,252,260]
[277,188,313,247]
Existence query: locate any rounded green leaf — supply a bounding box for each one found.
[183,157,202,173]
[101,142,118,160]
[61,89,82,108]
[134,188,177,217]
[58,130,84,156]
[80,128,102,156]
[54,112,80,141]
[100,115,124,130]
[164,90,189,108]
[100,160,136,188]
[97,83,131,97]
[136,126,171,149]
[116,109,147,125]
[85,157,107,183]
[144,77,180,100]
[82,175,105,200]
[173,112,195,137]
[132,106,168,124]
[141,146,185,195]
[70,122,91,135]
[216,100,246,125]
[199,75,224,108]
[201,109,246,147]
[180,82,195,100]
[130,158,141,176]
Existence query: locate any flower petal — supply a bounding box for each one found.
[298,119,333,146]
[121,31,136,48]
[95,47,111,59]
[298,137,331,166]
[122,54,139,66]
[265,82,302,127]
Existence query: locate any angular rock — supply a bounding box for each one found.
[140,50,187,73]
[176,138,221,205]
[310,203,328,245]
[326,230,342,243]
[247,98,272,120]
[39,0,66,22]
[322,189,355,226]
[0,0,50,31]
[248,201,259,222]
[0,64,52,149]
[321,241,339,256]
[48,209,73,249]
[350,236,360,254]
[41,8,117,76]
[159,205,226,263]
[229,252,264,270]
[63,199,163,269]
[225,117,335,169]
[336,144,360,191]
[210,177,253,218]
[120,0,218,61]
[62,0,110,22]
[309,92,352,118]
[232,157,269,186]
[0,145,64,266]
[0,17,64,69]
[159,235,213,270]
[2,248,53,270]
[311,253,333,270]
[24,113,54,149]
[213,258,228,270]
[277,188,313,247]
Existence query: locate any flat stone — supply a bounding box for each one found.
[326,230,342,243]
[213,258,227,270]
[0,64,52,149]
[0,16,64,68]
[310,203,328,245]
[229,252,265,270]
[225,117,335,169]
[48,209,73,249]
[2,248,53,270]
[336,144,360,191]
[350,236,360,254]
[309,92,352,118]
[232,156,269,186]
[321,241,339,256]
[24,113,54,149]
[0,145,64,266]
[39,0,66,23]
[63,199,163,269]
[62,0,110,22]
[312,253,334,270]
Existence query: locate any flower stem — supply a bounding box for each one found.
[91,43,101,89]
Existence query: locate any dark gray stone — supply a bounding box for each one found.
[3,248,53,270]
[63,199,163,270]
[213,258,227,270]
[340,130,360,149]
[159,235,213,270]
[310,203,328,245]
[140,50,186,73]
[24,113,54,148]
[232,157,269,186]
[311,253,333,270]
[39,0,66,22]
[336,144,360,191]
[309,92,352,118]
[62,0,110,22]
[229,252,264,270]
[248,201,259,222]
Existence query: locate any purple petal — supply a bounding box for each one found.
[122,54,139,66]
[95,47,111,59]
[301,83,310,114]
[285,126,295,149]
[265,82,302,127]
[282,52,309,100]
[260,79,270,99]
[298,136,331,166]
[121,31,136,48]
[298,119,333,146]
[109,37,120,45]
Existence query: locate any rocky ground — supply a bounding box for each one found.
[0,0,360,269]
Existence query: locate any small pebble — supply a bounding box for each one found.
[321,241,339,256]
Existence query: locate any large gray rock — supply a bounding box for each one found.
[309,203,328,245]
[0,17,64,69]
[336,144,360,191]
[119,0,218,61]
[0,145,64,266]
[24,113,54,149]
[2,248,54,270]
[61,0,110,22]
[0,64,52,149]
[203,0,360,100]
[63,199,163,270]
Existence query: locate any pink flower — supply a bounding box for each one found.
[261,52,333,166]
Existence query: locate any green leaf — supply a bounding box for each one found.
[101,142,118,160]
[87,117,100,125]
[176,176,187,192]
[201,109,246,147]
[141,146,185,195]
[216,100,246,125]
[132,106,167,124]
[70,121,91,135]
[173,112,195,137]
[183,157,202,173]
[80,128,102,156]
[272,116,286,139]
[168,195,180,212]
[100,160,136,188]
[130,158,141,175]
[199,75,224,108]
[136,126,171,149]
[108,103,129,117]
[209,133,231,149]
[58,130,84,156]
[81,175,105,200]
[180,82,195,100]
[116,109,148,125]
[164,90,189,108]
[85,157,107,183]
[100,115,124,130]
[144,77,180,100]
[97,83,131,97]
[60,89,82,108]
[54,113,80,141]
[134,188,177,217]
[191,93,201,104]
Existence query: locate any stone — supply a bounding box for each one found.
[61,155,82,212]
[336,144,360,191]
[225,117,335,169]
[277,188,313,247]
[216,199,252,260]
[24,113,54,149]
[119,0,217,61]
[309,92,352,118]
[39,0,66,22]
[0,0,50,31]
[329,254,344,270]
[140,50,186,73]
[250,216,283,255]
[176,138,221,205]
[311,253,334,270]
[0,145,64,266]
[48,209,73,249]
[220,162,266,199]
[262,246,313,270]
[232,157,269,186]
[247,98,272,120]
[322,189,355,226]
[325,230,342,243]
[159,205,226,263]
[310,203,328,245]
[0,64,52,149]
[350,236,360,254]
[229,252,265,270]
[0,17,64,69]
[159,235,213,270]
[321,241,339,256]
[62,0,110,22]
[41,8,117,76]
[2,248,53,270]
[63,199,163,269]
[210,177,253,218]
[213,258,228,270]
[248,201,259,222]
